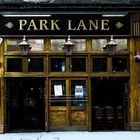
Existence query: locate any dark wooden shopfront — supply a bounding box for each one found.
[3,36,130,132]
[0,1,140,132]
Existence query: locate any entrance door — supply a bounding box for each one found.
[91,77,129,131]
[6,78,45,131]
[49,78,88,130]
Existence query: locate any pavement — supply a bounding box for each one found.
[0,131,140,140]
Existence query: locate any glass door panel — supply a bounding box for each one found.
[49,78,88,130]
[71,80,86,107]
[6,78,45,131]
[70,80,87,127]
[49,80,67,129]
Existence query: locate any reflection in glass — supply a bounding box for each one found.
[112,57,128,72]
[7,39,44,51]
[7,58,22,72]
[92,39,107,52]
[71,58,86,72]
[51,58,66,72]
[72,39,86,52]
[7,39,21,51]
[92,39,128,53]
[28,39,44,51]
[115,39,127,51]
[51,39,65,51]
[51,39,86,52]
[6,78,45,130]
[28,58,44,72]
[71,80,86,106]
[50,80,66,106]
[93,58,107,72]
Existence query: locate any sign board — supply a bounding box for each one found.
[0,14,130,36]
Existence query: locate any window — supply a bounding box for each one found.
[28,58,44,72]
[50,58,66,72]
[7,39,44,51]
[7,39,21,51]
[115,39,128,52]
[51,39,65,51]
[92,39,128,53]
[72,39,86,52]
[28,39,44,51]
[71,58,86,72]
[92,57,107,72]
[50,80,66,106]
[7,58,22,72]
[6,57,44,72]
[92,39,107,52]
[71,80,86,107]
[112,57,128,72]
[51,39,86,52]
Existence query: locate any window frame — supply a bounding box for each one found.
[5,56,45,74]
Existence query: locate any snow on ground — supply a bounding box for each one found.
[0,131,140,140]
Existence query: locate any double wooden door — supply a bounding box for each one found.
[48,78,89,130]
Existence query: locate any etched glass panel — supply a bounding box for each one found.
[72,39,86,52]
[7,39,21,51]
[7,39,44,51]
[115,39,128,52]
[92,39,107,52]
[51,39,65,51]
[28,39,44,51]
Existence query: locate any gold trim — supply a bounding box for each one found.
[116,22,124,29]
[5,22,13,29]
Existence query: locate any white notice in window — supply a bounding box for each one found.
[54,85,63,96]
[75,85,83,97]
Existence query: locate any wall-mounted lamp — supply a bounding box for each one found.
[63,36,75,55]
[18,36,31,55]
[134,52,140,62]
[106,35,118,55]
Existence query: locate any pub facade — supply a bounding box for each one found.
[0,0,140,133]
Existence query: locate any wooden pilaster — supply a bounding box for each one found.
[130,37,140,130]
[0,39,4,133]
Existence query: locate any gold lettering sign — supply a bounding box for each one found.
[101,19,109,30]
[19,19,110,31]
[19,19,60,31]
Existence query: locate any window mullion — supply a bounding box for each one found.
[22,57,27,72]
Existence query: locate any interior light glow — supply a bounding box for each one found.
[3,15,51,17]
[102,14,126,17]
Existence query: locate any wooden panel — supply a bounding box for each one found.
[71,111,86,125]
[50,106,66,111]
[50,106,67,127]
[134,96,140,121]
[50,111,66,126]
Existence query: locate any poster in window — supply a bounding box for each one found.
[75,85,84,97]
[54,85,63,96]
